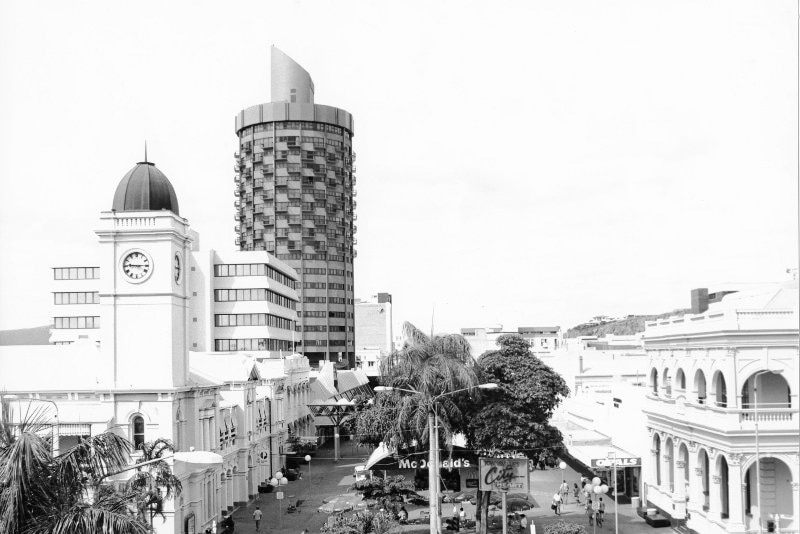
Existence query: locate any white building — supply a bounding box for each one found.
[460,325,563,359]
[642,284,799,534]
[0,159,312,533]
[354,293,393,377]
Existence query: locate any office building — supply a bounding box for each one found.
[354,293,393,376]
[234,46,356,368]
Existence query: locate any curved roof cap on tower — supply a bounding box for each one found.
[112,161,180,215]
[271,45,315,104]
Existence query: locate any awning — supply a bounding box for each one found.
[568,444,640,469]
[172,450,224,477]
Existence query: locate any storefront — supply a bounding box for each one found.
[365,444,480,493]
[566,444,641,503]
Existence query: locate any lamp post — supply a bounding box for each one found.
[271,470,289,531]
[374,382,498,534]
[305,454,312,495]
[584,476,609,534]
[558,461,566,503]
[2,394,59,456]
[752,369,783,534]
[607,450,619,534]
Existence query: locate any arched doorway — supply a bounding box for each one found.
[664,438,675,493]
[717,455,729,519]
[678,443,690,501]
[694,370,707,405]
[744,457,795,531]
[653,434,662,486]
[713,371,728,408]
[698,449,710,511]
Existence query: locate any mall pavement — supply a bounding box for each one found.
[227,443,669,534]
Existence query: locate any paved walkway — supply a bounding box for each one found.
[225,444,668,534]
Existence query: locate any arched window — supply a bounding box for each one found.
[132,415,145,449]
[663,368,672,397]
[651,368,659,396]
[653,434,662,486]
[676,368,686,390]
[694,370,707,405]
[713,371,727,408]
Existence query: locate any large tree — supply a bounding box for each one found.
[466,334,570,534]
[0,399,149,534]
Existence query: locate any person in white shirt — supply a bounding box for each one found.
[253,506,263,532]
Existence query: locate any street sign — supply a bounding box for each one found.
[276,491,284,500]
[590,457,641,468]
[479,458,529,492]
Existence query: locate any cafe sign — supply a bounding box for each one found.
[591,457,641,468]
[479,458,529,492]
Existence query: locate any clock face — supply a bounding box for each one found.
[122,251,151,281]
[174,253,182,284]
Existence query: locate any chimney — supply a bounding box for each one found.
[691,288,709,314]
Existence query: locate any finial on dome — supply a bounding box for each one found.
[144,140,148,163]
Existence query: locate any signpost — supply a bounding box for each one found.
[480,458,530,534]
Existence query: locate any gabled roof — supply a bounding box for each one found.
[189,352,260,385]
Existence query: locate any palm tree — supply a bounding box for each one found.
[127,438,182,527]
[0,398,148,534]
[380,322,478,451]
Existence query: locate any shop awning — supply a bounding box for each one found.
[568,444,640,469]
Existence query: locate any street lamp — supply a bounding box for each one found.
[305,454,312,495]
[2,394,59,456]
[753,369,783,534]
[374,383,498,534]
[607,449,619,534]
[583,476,609,534]
[271,470,289,530]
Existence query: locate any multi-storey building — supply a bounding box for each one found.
[1,157,314,533]
[49,162,299,358]
[460,325,563,359]
[233,46,356,368]
[642,284,799,534]
[355,293,393,377]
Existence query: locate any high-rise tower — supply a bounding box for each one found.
[234,47,356,367]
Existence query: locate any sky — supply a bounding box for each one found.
[0,0,797,335]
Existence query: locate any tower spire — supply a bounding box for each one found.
[144,141,148,163]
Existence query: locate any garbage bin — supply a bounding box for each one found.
[631,497,640,509]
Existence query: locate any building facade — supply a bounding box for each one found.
[1,158,313,533]
[354,293,393,377]
[234,46,357,368]
[642,284,799,534]
[460,325,563,358]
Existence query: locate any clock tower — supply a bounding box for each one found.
[97,160,192,389]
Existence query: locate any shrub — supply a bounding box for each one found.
[543,521,587,534]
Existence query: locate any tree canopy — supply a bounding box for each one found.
[465,334,570,534]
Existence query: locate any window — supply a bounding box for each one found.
[215,313,294,330]
[214,338,295,352]
[53,316,100,329]
[53,292,100,305]
[214,288,297,310]
[53,267,99,280]
[132,415,145,449]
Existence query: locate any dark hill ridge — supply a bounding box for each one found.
[565,310,689,338]
[0,325,51,345]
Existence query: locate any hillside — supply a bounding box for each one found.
[565,309,690,338]
[0,325,51,345]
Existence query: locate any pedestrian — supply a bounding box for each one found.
[597,497,605,527]
[459,506,466,530]
[559,479,569,505]
[520,514,528,531]
[398,506,408,524]
[585,498,594,526]
[552,492,562,515]
[453,504,460,531]
[253,506,263,532]
[573,482,581,504]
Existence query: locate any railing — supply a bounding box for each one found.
[740,409,794,422]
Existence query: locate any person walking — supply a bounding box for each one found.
[459,506,466,530]
[585,498,594,526]
[520,514,528,532]
[559,479,570,505]
[253,506,263,532]
[573,482,581,504]
[552,492,562,515]
[452,504,460,531]
[597,497,605,527]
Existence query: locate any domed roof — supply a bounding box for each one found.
[112,161,179,215]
